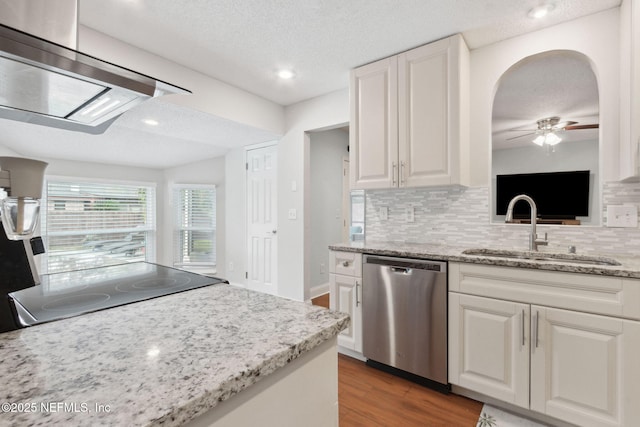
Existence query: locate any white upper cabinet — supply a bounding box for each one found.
[350,57,398,189]
[620,0,640,181]
[350,34,469,189]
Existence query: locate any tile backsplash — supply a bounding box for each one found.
[364,182,640,255]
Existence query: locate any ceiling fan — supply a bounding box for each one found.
[506,116,599,146]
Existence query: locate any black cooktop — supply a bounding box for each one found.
[9,262,226,327]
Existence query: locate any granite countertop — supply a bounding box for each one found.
[329,241,640,279]
[0,284,349,427]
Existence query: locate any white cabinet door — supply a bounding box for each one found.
[329,273,362,352]
[449,293,530,408]
[398,36,462,187]
[530,306,640,427]
[619,0,640,180]
[349,56,398,189]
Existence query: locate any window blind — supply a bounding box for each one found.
[40,180,156,274]
[173,185,216,270]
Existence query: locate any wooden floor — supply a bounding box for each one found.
[311,293,483,426]
[338,354,482,426]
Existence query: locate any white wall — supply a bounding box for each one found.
[469,8,620,186]
[309,129,349,290]
[163,156,226,277]
[277,89,349,301]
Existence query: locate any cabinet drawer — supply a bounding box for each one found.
[450,262,640,320]
[329,251,362,277]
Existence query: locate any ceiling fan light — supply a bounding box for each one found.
[532,135,545,146]
[546,132,562,145]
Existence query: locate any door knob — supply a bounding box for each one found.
[271,230,277,234]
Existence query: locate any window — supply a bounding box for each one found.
[40,179,156,274]
[173,185,216,272]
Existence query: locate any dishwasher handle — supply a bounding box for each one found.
[364,255,447,273]
[390,267,412,274]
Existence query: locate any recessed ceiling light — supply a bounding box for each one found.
[277,69,296,80]
[143,119,159,126]
[528,3,554,19]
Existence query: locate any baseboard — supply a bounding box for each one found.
[337,346,366,362]
[226,281,247,288]
[310,283,330,299]
[452,385,574,427]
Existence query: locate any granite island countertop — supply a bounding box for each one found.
[0,284,349,427]
[329,241,640,279]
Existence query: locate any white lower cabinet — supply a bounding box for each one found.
[329,251,362,354]
[449,293,530,408]
[449,262,640,427]
[530,306,640,427]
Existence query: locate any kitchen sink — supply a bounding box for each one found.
[462,248,621,266]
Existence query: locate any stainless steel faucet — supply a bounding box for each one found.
[505,194,549,251]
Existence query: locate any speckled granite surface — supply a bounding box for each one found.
[329,241,640,279]
[0,284,349,427]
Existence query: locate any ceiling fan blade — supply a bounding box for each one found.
[554,120,578,129]
[564,124,599,130]
[506,132,535,141]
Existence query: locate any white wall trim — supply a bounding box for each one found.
[244,140,279,151]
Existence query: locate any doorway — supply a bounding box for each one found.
[308,127,349,298]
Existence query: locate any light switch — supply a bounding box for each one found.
[607,205,638,228]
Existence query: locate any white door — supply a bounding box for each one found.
[448,293,530,408]
[246,145,277,295]
[530,306,640,427]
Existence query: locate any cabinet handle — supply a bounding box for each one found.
[342,261,350,267]
[392,162,397,185]
[521,309,525,347]
[636,138,640,173]
[355,280,360,307]
[533,310,539,349]
[400,161,406,186]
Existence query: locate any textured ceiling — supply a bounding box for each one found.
[0,0,621,168]
[78,0,621,106]
[492,50,599,150]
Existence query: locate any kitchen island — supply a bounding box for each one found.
[0,283,349,426]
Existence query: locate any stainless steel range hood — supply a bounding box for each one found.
[0,0,190,134]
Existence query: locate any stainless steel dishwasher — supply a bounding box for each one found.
[362,254,448,390]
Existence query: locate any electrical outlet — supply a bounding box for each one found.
[406,207,415,222]
[607,205,638,228]
[288,208,297,220]
[320,263,325,274]
[379,206,388,220]
[228,261,234,272]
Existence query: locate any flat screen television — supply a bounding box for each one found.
[496,170,590,219]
